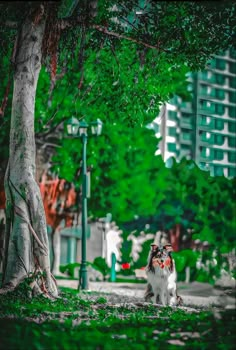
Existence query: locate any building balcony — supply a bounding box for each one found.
[198,121,215,131]
[198,138,214,146]
[211,138,235,150]
[199,155,212,163]
[212,159,232,167]
[180,119,193,129]
[179,136,192,144]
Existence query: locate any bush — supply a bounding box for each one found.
[60,263,81,278]
[91,257,110,281]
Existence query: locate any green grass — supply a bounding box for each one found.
[0,286,235,350]
[114,277,146,283]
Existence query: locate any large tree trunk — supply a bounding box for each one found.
[1,11,58,297]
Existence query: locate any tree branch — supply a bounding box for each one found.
[92,24,163,51]
[4,21,18,29]
[35,117,67,138]
[36,140,62,149]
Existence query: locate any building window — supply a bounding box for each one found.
[214,166,224,176]
[200,131,213,143]
[229,106,236,118]
[215,74,225,85]
[181,113,192,126]
[215,89,225,100]
[214,134,225,146]
[206,116,211,125]
[210,86,217,97]
[199,115,213,127]
[228,136,236,148]
[229,62,236,74]
[209,59,216,69]
[228,122,236,133]
[228,152,236,163]
[229,92,236,104]
[228,167,236,177]
[167,143,177,152]
[168,111,177,121]
[200,147,206,157]
[182,112,192,119]
[181,144,190,150]
[207,101,211,108]
[200,71,208,80]
[215,103,225,115]
[181,101,191,109]
[201,147,211,158]
[200,84,207,95]
[200,100,215,112]
[216,59,226,70]
[182,130,191,141]
[168,127,176,136]
[215,119,224,130]
[200,115,206,126]
[229,77,236,89]
[214,149,224,160]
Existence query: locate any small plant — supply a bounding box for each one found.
[60,263,81,278]
[96,297,107,304]
[91,257,110,281]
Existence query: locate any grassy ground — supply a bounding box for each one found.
[0,286,235,350]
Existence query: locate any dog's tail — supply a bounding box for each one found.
[176,295,183,306]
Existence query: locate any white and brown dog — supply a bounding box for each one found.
[145,243,183,306]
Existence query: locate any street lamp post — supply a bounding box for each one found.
[66,117,103,290]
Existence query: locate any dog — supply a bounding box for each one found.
[145,243,183,306]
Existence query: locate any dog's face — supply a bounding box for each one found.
[147,244,174,272]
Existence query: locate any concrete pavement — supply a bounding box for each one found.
[56,279,236,309]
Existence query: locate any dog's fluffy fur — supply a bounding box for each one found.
[145,244,183,306]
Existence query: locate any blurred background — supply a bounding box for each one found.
[0,42,235,287]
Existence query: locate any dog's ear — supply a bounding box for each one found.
[164,244,173,252]
[150,244,158,251]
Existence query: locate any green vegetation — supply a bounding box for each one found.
[115,157,236,283]
[0,1,236,308]
[60,257,110,281]
[0,3,235,261]
[0,286,235,349]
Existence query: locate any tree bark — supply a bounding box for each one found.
[1,11,58,297]
[169,224,181,252]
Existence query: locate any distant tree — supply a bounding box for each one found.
[139,157,236,254]
[154,158,211,251]
[192,174,236,252]
[120,159,236,279]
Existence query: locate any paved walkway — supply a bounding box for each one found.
[56,279,235,309]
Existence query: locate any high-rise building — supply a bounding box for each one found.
[154,49,236,177]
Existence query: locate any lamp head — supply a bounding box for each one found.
[66,117,102,137]
[91,118,103,136]
[66,117,80,136]
[79,119,89,136]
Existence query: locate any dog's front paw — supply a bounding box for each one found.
[169,296,177,306]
